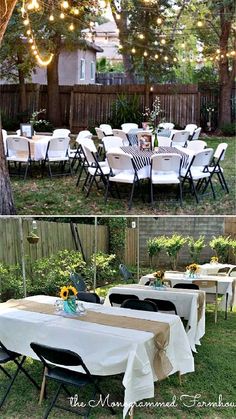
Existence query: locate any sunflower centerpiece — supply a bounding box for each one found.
[186,263,199,279]
[59,285,77,314]
[210,256,218,264]
[153,270,165,288]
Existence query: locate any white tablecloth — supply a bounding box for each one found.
[198,263,236,275]
[104,285,205,352]
[29,136,51,160]
[140,273,235,309]
[0,295,194,418]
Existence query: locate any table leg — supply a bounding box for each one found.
[225,293,228,320]
[129,405,134,419]
[39,366,48,404]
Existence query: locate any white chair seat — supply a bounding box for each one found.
[181,166,210,180]
[88,166,110,176]
[152,171,180,184]
[109,170,135,184]
[48,156,69,162]
[208,166,223,173]
[7,155,29,162]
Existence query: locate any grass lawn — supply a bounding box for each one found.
[1,308,235,418]
[11,136,236,215]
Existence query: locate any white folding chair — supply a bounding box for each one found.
[81,143,110,197]
[69,131,92,167]
[171,131,190,148]
[102,136,124,152]
[184,124,198,137]
[121,123,138,133]
[112,129,129,145]
[186,140,207,153]
[203,143,229,193]
[191,127,202,140]
[105,151,148,210]
[1,129,7,155]
[44,137,71,177]
[181,148,215,203]
[156,136,172,147]
[6,135,31,179]
[52,128,71,137]
[158,122,174,130]
[99,124,113,136]
[75,137,98,186]
[150,153,183,206]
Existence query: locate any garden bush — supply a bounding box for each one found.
[163,234,188,270]
[147,236,166,265]
[188,235,206,263]
[0,263,24,301]
[209,236,231,263]
[220,123,236,136]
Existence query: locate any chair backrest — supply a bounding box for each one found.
[216,267,231,275]
[185,124,197,135]
[100,124,113,136]
[95,127,105,140]
[192,127,202,140]
[191,148,214,167]
[171,131,190,144]
[121,123,138,133]
[157,137,172,147]
[158,122,174,130]
[102,136,124,152]
[77,291,101,304]
[121,299,158,312]
[106,151,134,172]
[186,140,207,152]
[78,137,97,153]
[145,298,177,314]
[214,143,228,161]
[70,272,86,292]
[2,129,7,154]
[52,129,70,137]
[119,263,133,280]
[173,283,199,290]
[228,267,236,277]
[112,129,129,145]
[6,136,30,157]
[47,137,70,158]
[151,153,181,173]
[82,144,98,165]
[76,130,92,140]
[109,293,139,306]
[30,342,90,375]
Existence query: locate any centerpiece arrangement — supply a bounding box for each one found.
[153,270,165,288]
[186,263,199,279]
[59,285,78,314]
[143,96,162,151]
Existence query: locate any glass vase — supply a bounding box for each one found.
[63,297,77,314]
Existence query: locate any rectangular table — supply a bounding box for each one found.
[0,295,194,418]
[140,273,236,310]
[104,285,205,352]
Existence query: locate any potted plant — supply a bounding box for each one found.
[27,231,40,244]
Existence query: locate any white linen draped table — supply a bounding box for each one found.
[104,285,205,352]
[28,135,51,160]
[198,263,236,275]
[0,295,194,418]
[140,273,235,309]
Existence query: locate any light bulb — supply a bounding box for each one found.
[62,1,69,8]
[49,15,54,22]
[139,34,144,39]
[69,23,75,31]
[154,54,158,59]
[26,29,31,35]
[23,19,29,26]
[197,21,203,27]
[74,8,79,15]
[116,13,121,20]
[157,17,162,25]
[181,42,185,48]
[131,48,136,53]
[161,39,166,45]
[164,56,168,61]
[143,51,148,57]
[60,12,65,19]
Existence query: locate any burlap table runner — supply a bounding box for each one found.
[114,285,205,322]
[1,299,173,381]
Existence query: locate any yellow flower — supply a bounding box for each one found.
[68,285,77,297]
[59,286,69,300]
[154,270,165,279]
[186,263,199,273]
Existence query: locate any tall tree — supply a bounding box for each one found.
[0,0,17,215]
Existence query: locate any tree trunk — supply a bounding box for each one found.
[0,0,17,214]
[47,43,62,127]
[218,74,232,126]
[17,53,27,116]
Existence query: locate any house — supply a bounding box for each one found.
[31,41,103,86]
[83,21,122,64]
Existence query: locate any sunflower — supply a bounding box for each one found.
[59,286,69,300]
[68,285,77,297]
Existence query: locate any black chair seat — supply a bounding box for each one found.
[145,298,177,315]
[109,293,139,306]
[77,291,101,304]
[46,366,92,388]
[121,299,157,312]
[0,349,18,363]
[173,283,199,290]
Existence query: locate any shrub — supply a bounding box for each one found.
[188,235,206,263]
[220,123,236,136]
[33,119,54,133]
[164,234,188,270]
[0,263,24,302]
[109,94,142,128]
[147,236,166,266]
[85,252,117,288]
[209,236,231,263]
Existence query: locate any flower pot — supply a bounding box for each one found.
[27,236,39,244]
[63,298,77,314]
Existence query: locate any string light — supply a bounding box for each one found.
[131,47,136,53]
[60,12,65,19]
[49,14,54,21]
[197,21,203,27]
[154,54,158,59]
[69,23,75,31]
[160,39,166,45]
[139,34,145,39]
[143,51,148,57]
[62,1,69,8]
[157,17,162,25]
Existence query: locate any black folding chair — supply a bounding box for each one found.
[120,299,157,312]
[173,283,199,290]
[0,341,40,409]
[109,293,139,306]
[145,298,177,314]
[30,343,115,418]
[77,291,101,304]
[70,272,86,292]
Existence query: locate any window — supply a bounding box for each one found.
[90,61,95,80]
[80,58,85,80]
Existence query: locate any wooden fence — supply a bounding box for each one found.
[0,82,217,132]
[0,219,109,266]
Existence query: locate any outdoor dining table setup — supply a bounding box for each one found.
[0,294,194,418]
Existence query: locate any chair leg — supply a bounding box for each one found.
[14,357,40,390]
[179,182,183,206]
[0,365,11,379]
[0,357,25,408]
[128,182,135,210]
[44,383,62,419]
